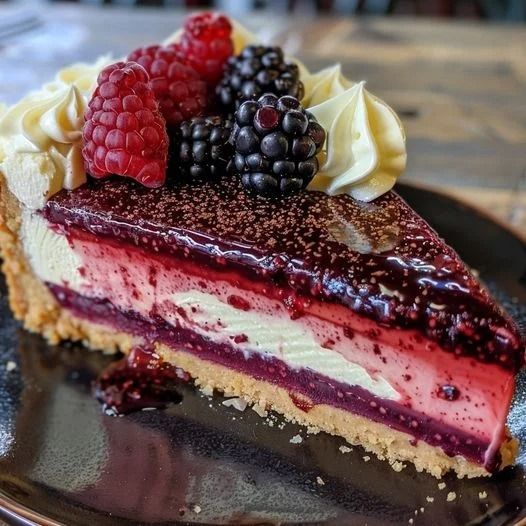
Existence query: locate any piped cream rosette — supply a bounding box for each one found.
[303,65,407,201]
[0,56,111,209]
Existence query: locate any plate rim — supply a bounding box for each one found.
[0,490,65,526]
[398,180,526,245]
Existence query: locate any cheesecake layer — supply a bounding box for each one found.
[20,209,515,471]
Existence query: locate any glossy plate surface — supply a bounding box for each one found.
[0,184,525,526]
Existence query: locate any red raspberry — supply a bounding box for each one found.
[128,45,207,127]
[82,61,168,188]
[177,12,233,87]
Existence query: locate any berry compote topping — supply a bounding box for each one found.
[127,45,208,127]
[82,61,168,188]
[46,177,524,370]
[217,45,304,111]
[94,346,189,416]
[232,94,325,197]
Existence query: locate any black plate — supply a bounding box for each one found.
[0,184,525,526]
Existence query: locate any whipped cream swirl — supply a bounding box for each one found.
[302,64,353,106]
[301,64,407,201]
[0,56,111,208]
[1,85,85,153]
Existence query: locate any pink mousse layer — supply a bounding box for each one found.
[51,225,515,467]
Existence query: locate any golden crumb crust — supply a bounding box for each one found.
[0,176,517,478]
[155,345,518,479]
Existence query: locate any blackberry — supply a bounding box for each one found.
[217,45,304,111]
[174,116,234,180]
[232,94,326,197]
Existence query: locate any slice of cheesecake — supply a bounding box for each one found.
[0,11,523,480]
[0,174,522,478]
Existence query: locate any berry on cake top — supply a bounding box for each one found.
[174,116,233,181]
[0,12,407,205]
[127,45,208,127]
[217,45,304,111]
[82,61,169,188]
[232,95,324,196]
[175,12,234,86]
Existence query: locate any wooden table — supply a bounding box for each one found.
[0,5,525,237]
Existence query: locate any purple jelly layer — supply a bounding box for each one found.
[48,283,500,471]
[44,178,523,370]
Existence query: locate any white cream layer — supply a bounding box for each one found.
[165,290,398,398]
[20,210,86,289]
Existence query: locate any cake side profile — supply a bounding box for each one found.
[0,175,521,478]
[0,12,523,479]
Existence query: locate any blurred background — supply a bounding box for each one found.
[0,0,524,235]
[2,0,524,19]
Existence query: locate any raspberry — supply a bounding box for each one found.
[127,45,208,127]
[82,61,168,188]
[176,12,234,87]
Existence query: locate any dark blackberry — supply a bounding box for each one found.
[232,95,326,197]
[174,116,233,180]
[217,45,304,111]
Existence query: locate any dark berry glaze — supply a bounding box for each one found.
[49,283,499,470]
[94,346,189,415]
[44,177,524,370]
